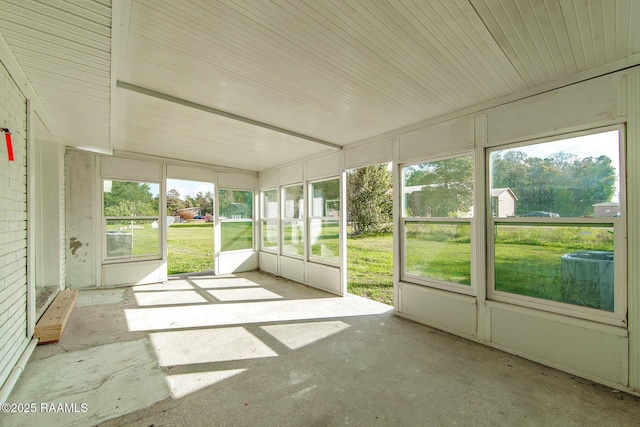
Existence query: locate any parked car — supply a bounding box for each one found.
[518,211,559,217]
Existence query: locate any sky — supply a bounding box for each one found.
[167,179,213,200]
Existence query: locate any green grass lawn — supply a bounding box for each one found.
[161,222,614,310]
[347,232,394,305]
[167,222,253,275]
[167,223,214,275]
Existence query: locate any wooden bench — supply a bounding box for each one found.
[34,289,79,344]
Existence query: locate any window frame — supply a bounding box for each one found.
[281,183,305,259]
[260,188,278,253]
[218,188,255,253]
[399,153,475,296]
[102,178,162,263]
[486,125,627,326]
[308,177,341,264]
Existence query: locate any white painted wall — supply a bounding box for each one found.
[0,60,30,389]
[257,67,640,394]
[391,69,635,392]
[65,152,259,287]
[65,150,98,288]
[35,140,66,290]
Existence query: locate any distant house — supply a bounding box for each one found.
[178,207,201,216]
[221,202,249,219]
[491,188,517,218]
[593,202,620,217]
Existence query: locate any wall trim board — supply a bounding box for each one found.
[488,303,628,386]
[397,282,477,339]
[108,149,257,176]
[627,69,640,390]
[258,251,278,275]
[484,300,628,337]
[306,262,341,296]
[279,256,305,283]
[482,339,638,397]
[485,74,626,147]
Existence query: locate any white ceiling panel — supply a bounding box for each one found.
[0,0,111,150]
[471,0,640,87]
[117,89,333,171]
[2,0,639,172]
[120,0,526,147]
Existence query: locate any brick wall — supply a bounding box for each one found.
[0,60,29,387]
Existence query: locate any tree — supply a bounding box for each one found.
[194,191,214,215]
[405,157,474,217]
[167,189,185,215]
[491,151,616,216]
[347,164,392,235]
[104,181,158,216]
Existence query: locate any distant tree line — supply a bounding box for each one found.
[104,181,159,216]
[491,151,616,217]
[403,152,616,218]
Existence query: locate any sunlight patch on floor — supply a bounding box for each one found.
[261,321,351,350]
[166,369,247,399]
[150,327,278,366]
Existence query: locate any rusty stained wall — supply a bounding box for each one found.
[65,149,97,288]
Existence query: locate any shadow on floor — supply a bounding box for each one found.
[3,271,639,427]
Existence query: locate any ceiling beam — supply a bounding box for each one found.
[116,81,342,150]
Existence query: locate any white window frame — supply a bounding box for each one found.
[218,188,254,253]
[102,178,162,263]
[308,177,341,265]
[260,188,278,253]
[281,183,305,259]
[400,153,475,296]
[486,125,627,326]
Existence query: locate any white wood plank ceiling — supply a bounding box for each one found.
[1,0,639,171]
[0,0,111,148]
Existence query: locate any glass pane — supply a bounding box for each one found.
[166,179,214,275]
[310,219,339,260]
[219,189,253,220]
[166,179,214,221]
[106,219,159,258]
[221,222,253,251]
[494,225,615,312]
[262,189,278,219]
[283,185,304,219]
[310,179,340,217]
[262,221,278,250]
[490,130,620,218]
[403,156,474,218]
[404,222,471,285]
[282,220,304,256]
[104,181,160,216]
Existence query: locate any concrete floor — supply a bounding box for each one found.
[2,271,640,427]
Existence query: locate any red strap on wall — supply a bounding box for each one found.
[5,132,14,162]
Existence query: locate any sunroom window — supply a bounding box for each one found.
[261,189,278,252]
[282,184,305,257]
[401,155,474,292]
[219,189,253,251]
[309,179,340,262]
[488,128,625,322]
[103,180,161,261]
